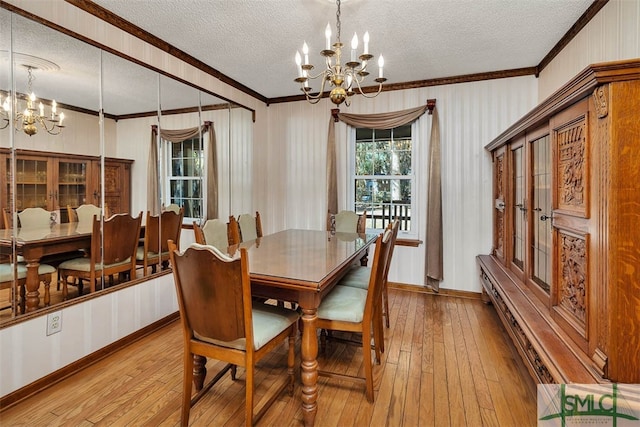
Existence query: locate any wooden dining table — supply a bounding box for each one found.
[191,229,377,427]
[0,222,94,312]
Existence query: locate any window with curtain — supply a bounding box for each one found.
[352,124,415,234]
[165,137,203,221]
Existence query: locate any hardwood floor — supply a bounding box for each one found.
[0,288,538,426]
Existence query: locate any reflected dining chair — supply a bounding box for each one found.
[136,208,183,276]
[58,212,142,297]
[1,208,13,229]
[163,203,181,214]
[17,207,54,228]
[67,203,109,223]
[0,261,57,313]
[168,240,298,427]
[314,227,393,402]
[192,218,229,251]
[237,211,262,242]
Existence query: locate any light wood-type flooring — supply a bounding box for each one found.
[0,288,537,426]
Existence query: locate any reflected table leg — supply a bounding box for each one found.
[25,258,41,312]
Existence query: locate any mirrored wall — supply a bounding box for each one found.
[0,6,252,324]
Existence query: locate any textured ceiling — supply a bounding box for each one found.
[92,0,594,99]
[2,0,595,115]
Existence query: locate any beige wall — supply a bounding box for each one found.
[538,0,640,100]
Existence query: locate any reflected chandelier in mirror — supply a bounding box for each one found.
[0,52,66,136]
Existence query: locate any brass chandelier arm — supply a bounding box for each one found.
[350,73,386,99]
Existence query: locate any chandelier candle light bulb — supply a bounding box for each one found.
[363,31,369,54]
[295,51,303,77]
[293,0,387,106]
[351,33,358,62]
[303,42,309,65]
[325,23,332,50]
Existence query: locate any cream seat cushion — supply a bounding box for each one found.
[339,265,371,290]
[58,257,131,272]
[195,302,299,351]
[0,263,56,282]
[317,285,368,323]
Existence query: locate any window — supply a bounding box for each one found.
[353,124,414,234]
[165,137,203,221]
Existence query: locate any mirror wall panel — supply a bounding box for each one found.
[0,5,255,325]
[102,50,160,279]
[0,9,10,148]
[200,91,231,221]
[229,105,254,215]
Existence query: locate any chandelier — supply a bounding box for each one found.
[294,0,387,107]
[0,65,65,137]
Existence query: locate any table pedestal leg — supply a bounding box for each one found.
[25,259,41,313]
[300,306,318,427]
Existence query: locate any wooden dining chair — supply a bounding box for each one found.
[168,240,298,427]
[237,211,262,242]
[58,212,142,297]
[314,227,393,402]
[136,208,183,275]
[338,220,399,353]
[327,209,367,234]
[192,218,229,251]
[327,209,369,266]
[227,215,241,246]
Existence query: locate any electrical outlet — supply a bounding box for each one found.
[46,311,62,336]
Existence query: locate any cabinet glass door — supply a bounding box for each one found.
[57,160,89,222]
[512,145,525,270]
[531,135,552,293]
[12,158,50,210]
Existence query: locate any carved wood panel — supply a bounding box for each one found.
[552,226,589,351]
[555,116,588,217]
[557,231,587,325]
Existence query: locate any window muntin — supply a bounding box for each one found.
[354,124,414,234]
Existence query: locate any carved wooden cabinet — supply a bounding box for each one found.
[1,149,132,222]
[478,60,640,385]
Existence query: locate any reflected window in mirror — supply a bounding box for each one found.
[167,136,204,222]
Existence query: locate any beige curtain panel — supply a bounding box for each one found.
[148,123,218,219]
[425,107,442,292]
[326,118,338,215]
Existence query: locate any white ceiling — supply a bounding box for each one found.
[91,0,594,99]
[2,0,595,115]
